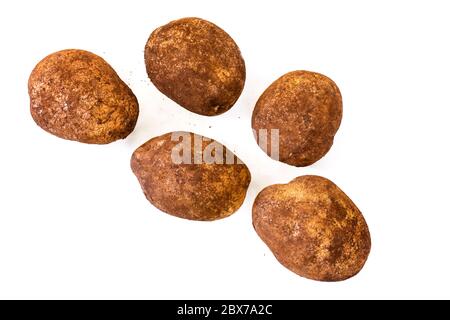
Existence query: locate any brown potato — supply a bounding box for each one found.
[131,132,251,221]
[253,175,371,281]
[144,17,245,116]
[28,49,139,144]
[252,71,342,166]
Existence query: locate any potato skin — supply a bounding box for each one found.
[144,17,245,116]
[252,71,342,166]
[253,175,370,281]
[28,49,139,144]
[131,132,251,221]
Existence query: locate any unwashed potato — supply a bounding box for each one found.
[144,17,245,116]
[29,49,139,144]
[252,71,342,166]
[131,132,251,221]
[253,175,371,281]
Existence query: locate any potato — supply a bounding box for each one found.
[131,132,251,221]
[144,17,245,116]
[252,175,371,281]
[252,71,342,166]
[28,49,139,144]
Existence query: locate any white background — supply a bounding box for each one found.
[0,0,449,299]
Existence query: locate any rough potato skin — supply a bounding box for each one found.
[252,71,342,166]
[131,132,251,221]
[144,17,246,116]
[29,49,139,144]
[253,175,370,281]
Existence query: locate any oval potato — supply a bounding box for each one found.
[252,71,342,166]
[253,175,371,281]
[144,17,245,116]
[28,49,139,144]
[131,132,251,221]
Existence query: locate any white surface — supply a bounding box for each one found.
[0,0,449,299]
